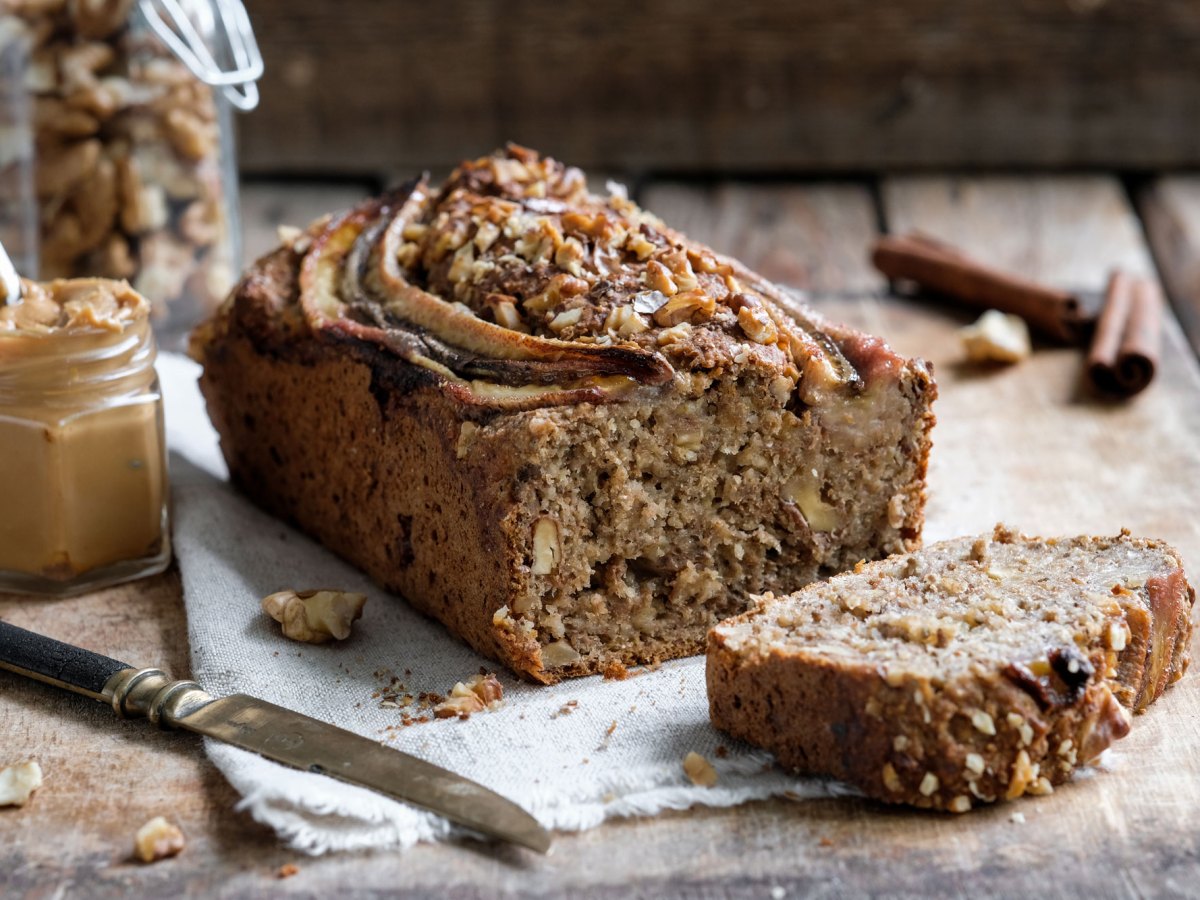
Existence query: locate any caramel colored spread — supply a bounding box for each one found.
[0,278,166,588]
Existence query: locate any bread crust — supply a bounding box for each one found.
[707,529,1194,811]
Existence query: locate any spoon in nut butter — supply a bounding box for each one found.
[0,240,21,306]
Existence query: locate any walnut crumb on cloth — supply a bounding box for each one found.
[683,751,718,788]
[262,589,367,644]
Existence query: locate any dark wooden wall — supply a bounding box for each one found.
[237,0,1200,177]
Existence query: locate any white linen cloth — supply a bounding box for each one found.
[160,352,839,854]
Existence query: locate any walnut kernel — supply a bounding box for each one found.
[532,517,561,575]
[683,751,718,788]
[261,589,368,644]
[134,816,185,863]
[0,760,43,807]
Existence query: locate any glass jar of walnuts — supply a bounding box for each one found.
[0,0,260,346]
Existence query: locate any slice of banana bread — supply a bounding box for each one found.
[192,145,936,683]
[707,526,1194,811]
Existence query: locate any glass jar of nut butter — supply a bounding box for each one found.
[0,277,169,595]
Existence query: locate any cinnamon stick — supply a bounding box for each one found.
[1086,270,1162,398]
[871,233,1089,344]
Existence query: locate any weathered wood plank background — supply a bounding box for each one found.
[237,0,1200,176]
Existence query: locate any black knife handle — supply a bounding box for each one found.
[0,620,133,701]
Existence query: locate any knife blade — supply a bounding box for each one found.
[0,619,551,854]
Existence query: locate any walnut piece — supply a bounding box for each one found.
[683,751,718,788]
[261,589,367,644]
[959,310,1031,364]
[532,517,561,575]
[0,760,43,807]
[134,816,185,863]
[433,673,505,719]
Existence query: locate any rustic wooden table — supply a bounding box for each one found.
[4,173,1200,899]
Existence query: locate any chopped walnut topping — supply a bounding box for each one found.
[134,816,185,863]
[652,289,716,327]
[644,259,678,296]
[603,304,650,337]
[261,589,367,644]
[493,299,526,332]
[683,751,718,788]
[548,307,583,332]
[737,305,778,344]
[948,795,971,813]
[0,760,43,807]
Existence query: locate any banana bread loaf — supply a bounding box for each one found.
[192,145,937,682]
[707,526,1194,810]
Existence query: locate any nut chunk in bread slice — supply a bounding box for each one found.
[707,526,1194,811]
[192,145,935,683]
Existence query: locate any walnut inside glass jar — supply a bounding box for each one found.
[5,0,237,340]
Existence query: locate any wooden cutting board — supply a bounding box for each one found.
[2,174,1198,898]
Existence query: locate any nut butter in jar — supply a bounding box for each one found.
[0,277,169,595]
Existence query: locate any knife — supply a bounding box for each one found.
[0,620,551,854]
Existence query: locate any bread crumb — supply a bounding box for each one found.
[134,816,185,863]
[683,751,718,788]
[1010,811,1026,824]
[959,310,1031,365]
[277,863,300,879]
[601,660,629,680]
[0,760,43,807]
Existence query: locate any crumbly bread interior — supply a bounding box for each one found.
[496,367,931,674]
[718,528,1176,686]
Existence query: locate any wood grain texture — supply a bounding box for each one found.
[237,0,1200,175]
[642,182,882,293]
[4,177,1200,898]
[1138,176,1200,358]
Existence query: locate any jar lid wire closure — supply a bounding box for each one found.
[138,0,263,111]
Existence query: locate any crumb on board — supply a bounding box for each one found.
[134,816,186,863]
[0,760,43,807]
[277,863,300,879]
[959,310,1031,365]
[683,751,718,788]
